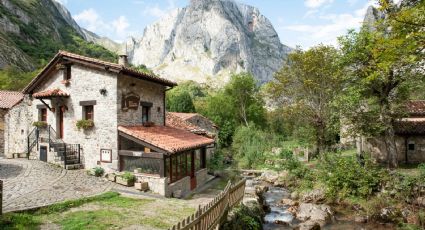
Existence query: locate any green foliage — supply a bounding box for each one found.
[232,125,281,169]
[0,67,39,91]
[221,204,263,230]
[93,167,105,177]
[317,153,386,199]
[76,120,94,130]
[268,45,342,154]
[121,172,136,182]
[32,121,47,128]
[166,90,196,113]
[0,213,40,230]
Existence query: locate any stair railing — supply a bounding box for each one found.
[27,127,39,158]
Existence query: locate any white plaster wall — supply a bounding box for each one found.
[117,75,166,126]
[31,65,119,171]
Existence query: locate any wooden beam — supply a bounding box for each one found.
[39,99,52,111]
[118,150,164,159]
[118,131,169,154]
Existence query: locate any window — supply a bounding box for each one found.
[142,106,150,123]
[408,143,415,151]
[64,65,71,80]
[40,108,47,122]
[83,105,94,120]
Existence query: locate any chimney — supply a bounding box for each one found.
[118,54,129,67]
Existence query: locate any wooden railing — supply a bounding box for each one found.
[169,178,246,230]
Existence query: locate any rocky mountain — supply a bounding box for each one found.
[124,0,292,85]
[0,0,116,71]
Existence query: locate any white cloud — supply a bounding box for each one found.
[112,16,130,37]
[74,9,134,41]
[304,0,334,8]
[143,0,177,18]
[281,1,377,48]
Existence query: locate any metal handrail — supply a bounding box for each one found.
[27,127,39,158]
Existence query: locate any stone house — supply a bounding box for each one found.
[4,51,215,197]
[362,101,425,164]
[166,112,218,159]
[0,90,24,157]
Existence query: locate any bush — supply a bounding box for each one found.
[93,167,104,177]
[316,153,385,199]
[32,121,48,128]
[121,172,136,183]
[220,204,262,230]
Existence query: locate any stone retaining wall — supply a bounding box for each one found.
[135,173,168,196]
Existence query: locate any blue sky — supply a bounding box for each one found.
[56,0,379,49]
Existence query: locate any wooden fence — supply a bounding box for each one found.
[169,178,246,230]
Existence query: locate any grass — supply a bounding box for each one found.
[0,192,195,230]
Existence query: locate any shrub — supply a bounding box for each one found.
[93,167,104,177]
[76,119,94,130]
[316,153,385,199]
[220,204,263,230]
[121,172,136,183]
[32,121,47,128]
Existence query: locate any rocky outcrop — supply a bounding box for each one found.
[301,189,326,204]
[125,0,291,85]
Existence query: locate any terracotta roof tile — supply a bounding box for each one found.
[118,125,215,154]
[394,119,425,135]
[0,90,23,109]
[33,88,69,99]
[166,112,207,135]
[170,112,199,120]
[406,100,425,116]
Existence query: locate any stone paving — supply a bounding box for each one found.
[0,159,114,213]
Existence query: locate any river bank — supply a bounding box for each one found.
[241,171,398,230]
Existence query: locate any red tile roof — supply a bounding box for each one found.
[166,112,207,135]
[23,50,177,93]
[33,88,69,99]
[118,125,215,154]
[407,100,425,116]
[170,112,199,120]
[0,90,23,109]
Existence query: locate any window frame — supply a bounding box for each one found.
[63,65,71,81]
[142,106,150,123]
[83,105,94,120]
[40,108,47,122]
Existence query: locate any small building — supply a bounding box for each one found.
[363,101,425,164]
[3,51,215,197]
[0,90,24,157]
[166,112,219,138]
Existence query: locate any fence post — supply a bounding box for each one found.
[0,180,3,215]
[78,144,81,164]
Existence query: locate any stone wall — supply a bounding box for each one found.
[30,64,119,172]
[186,114,218,136]
[167,176,191,198]
[195,168,208,188]
[0,109,6,157]
[364,135,425,164]
[117,74,166,126]
[135,173,168,196]
[4,97,33,158]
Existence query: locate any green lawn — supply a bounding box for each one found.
[0,192,195,230]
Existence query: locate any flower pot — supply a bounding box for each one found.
[116,176,135,186]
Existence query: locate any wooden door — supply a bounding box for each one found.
[59,107,64,139]
[190,151,196,190]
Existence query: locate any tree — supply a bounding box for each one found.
[166,90,196,113]
[338,1,424,168]
[224,72,266,127]
[268,45,342,155]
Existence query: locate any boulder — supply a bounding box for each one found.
[291,191,300,200]
[280,198,298,207]
[296,203,333,223]
[260,171,279,183]
[301,190,326,204]
[354,215,367,223]
[379,207,401,223]
[297,220,322,230]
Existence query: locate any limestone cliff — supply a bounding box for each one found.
[125,0,292,85]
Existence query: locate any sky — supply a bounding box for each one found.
[55,0,380,49]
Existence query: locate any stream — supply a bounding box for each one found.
[245,178,396,230]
